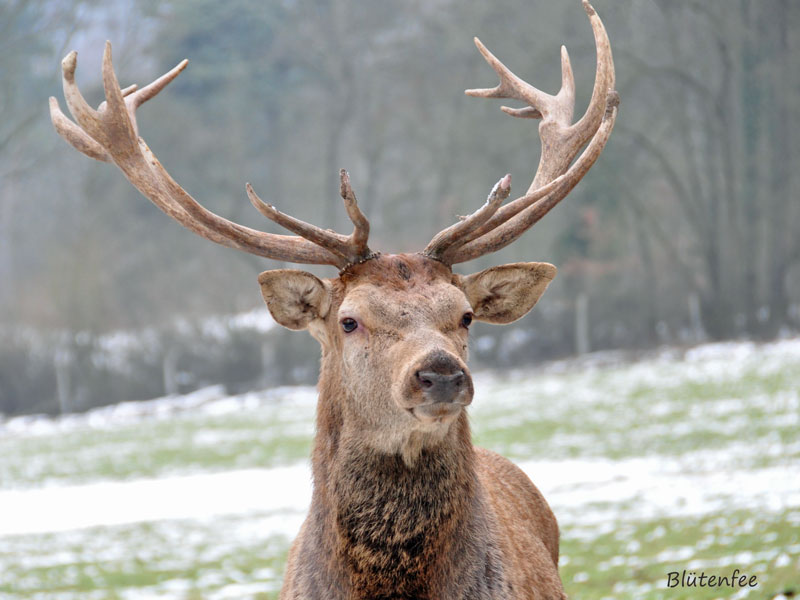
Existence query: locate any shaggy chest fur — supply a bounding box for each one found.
[323,428,510,599]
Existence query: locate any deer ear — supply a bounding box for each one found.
[459,262,557,324]
[258,269,332,330]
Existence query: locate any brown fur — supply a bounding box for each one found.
[260,254,565,599]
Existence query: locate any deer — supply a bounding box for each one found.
[49,1,617,598]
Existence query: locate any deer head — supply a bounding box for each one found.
[50,1,616,463]
[260,251,558,460]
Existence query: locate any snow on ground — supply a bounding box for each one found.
[0,466,309,537]
[1,337,798,538]
[0,450,797,539]
[1,336,799,599]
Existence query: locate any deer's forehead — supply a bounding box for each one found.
[334,254,466,324]
[340,281,468,325]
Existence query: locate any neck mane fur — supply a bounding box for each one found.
[309,370,508,599]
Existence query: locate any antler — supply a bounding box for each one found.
[49,43,374,269]
[424,0,618,265]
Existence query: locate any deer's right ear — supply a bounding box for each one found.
[458,262,557,324]
[258,270,332,330]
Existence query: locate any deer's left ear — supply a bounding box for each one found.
[258,269,332,330]
[457,262,557,324]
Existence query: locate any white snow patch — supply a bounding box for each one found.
[1,452,797,538]
[0,384,318,438]
[0,466,310,538]
[521,457,800,526]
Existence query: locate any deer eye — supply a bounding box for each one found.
[341,318,358,333]
[460,312,473,329]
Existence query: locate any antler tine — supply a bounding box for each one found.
[568,0,615,147]
[423,174,511,261]
[245,170,375,267]
[499,45,575,121]
[49,96,112,162]
[99,42,140,159]
[465,38,555,117]
[50,42,353,267]
[523,1,613,191]
[60,51,106,145]
[559,44,576,108]
[125,59,188,137]
[339,170,373,259]
[130,59,188,107]
[246,183,348,252]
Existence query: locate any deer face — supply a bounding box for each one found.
[259,254,556,457]
[336,255,474,429]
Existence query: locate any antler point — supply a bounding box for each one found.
[340,169,352,196]
[102,42,113,68]
[62,51,77,76]
[473,37,493,59]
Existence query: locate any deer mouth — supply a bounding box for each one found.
[410,401,465,423]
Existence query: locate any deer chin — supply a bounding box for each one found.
[398,410,466,466]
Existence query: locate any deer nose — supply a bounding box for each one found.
[416,369,466,404]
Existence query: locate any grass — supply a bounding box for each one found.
[559,508,800,599]
[1,339,799,599]
[471,352,800,466]
[0,519,290,599]
[0,387,317,488]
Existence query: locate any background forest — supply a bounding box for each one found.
[1,0,799,415]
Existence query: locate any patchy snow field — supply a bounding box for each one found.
[1,339,799,599]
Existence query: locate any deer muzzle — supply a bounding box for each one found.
[397,350,473,415]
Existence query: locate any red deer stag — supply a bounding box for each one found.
[50,1,617,597]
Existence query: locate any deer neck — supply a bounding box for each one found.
[308,372,505,598]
